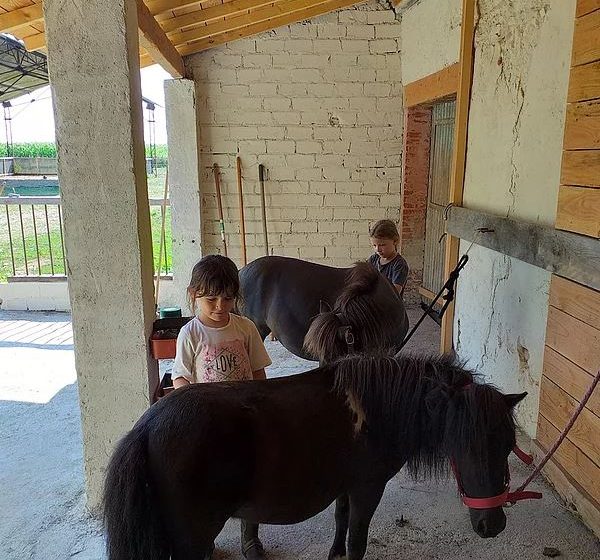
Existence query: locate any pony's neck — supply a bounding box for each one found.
[332,353,474,476]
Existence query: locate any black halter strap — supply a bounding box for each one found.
[335,312,355,352]
[395,254,469,356]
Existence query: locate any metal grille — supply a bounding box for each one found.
[422,99,456,296]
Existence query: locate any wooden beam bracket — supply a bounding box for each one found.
[446,206,600,291]
[137,0,186,78]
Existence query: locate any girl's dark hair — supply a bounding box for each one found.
[369,219,399,241]
[187,255,240,312]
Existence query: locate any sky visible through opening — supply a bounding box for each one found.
[2,65,170,145]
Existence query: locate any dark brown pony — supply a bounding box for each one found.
[103,353,526,560]
[239,256,409,362]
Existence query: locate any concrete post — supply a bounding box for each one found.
[43,0,158,509]
[165,79,203,311]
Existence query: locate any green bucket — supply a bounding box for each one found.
[159,307,182,319]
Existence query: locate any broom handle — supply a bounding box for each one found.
[212,163,227,256]
[236,156,247,266]
[259,164,269,256]
[154,168,169,310]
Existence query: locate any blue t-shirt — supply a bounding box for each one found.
[368,253,409,288]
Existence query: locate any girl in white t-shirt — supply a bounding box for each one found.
[172,254,271,560]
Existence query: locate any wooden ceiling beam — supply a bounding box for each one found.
[137,0,186,77]
[0,3,44,33]
[22,32,46,52]
[176,0,365,54]
[145,0,206,16]
[160,0,281,33]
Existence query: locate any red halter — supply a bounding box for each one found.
[449,382,543,509]
[450,446,542,509]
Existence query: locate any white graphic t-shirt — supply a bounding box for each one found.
[171,314,272,384]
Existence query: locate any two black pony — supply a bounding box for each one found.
[104,351,526,560]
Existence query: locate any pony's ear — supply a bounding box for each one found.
[504,392,527,408]
[319,300,333,313]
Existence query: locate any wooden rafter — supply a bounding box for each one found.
[13,0,369,63]
[176,0,366,53]
[146,0,206,15]
[22,31,45,51]
[137,0,186,77]
[160,0,280,33]
[0,3,43,33]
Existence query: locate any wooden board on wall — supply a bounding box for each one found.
[546,306,600,374]
[556,185,600,237]
[549,275,600,330]
[537,414,600,504]
[577,0,600,18]
[563,100,600,150]
[445,206,600,291]
[561,149,600,187]
[568,60,600,102]
[543,346,600,417]
[534,440,600,537]
[572,8,600,67]
[538,377,600,467]
[403,63,460,108]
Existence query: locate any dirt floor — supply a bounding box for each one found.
[0,308,598,559]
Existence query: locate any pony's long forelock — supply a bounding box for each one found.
[303,262,401,362]
[331,353,516,480]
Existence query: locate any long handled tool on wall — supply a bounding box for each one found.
[258,164,269,256]
[212,163,227,256]
[154,168,169,311]
[236,156,247,266]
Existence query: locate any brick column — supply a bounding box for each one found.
[400,106,432,302]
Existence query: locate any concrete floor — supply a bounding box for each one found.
[0,308,598,559]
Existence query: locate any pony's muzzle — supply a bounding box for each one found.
[470,508,506,538]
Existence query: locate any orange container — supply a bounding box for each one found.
[150,317,193,360]
[150,335,177,359]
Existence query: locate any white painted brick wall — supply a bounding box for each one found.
[187,0,402,267]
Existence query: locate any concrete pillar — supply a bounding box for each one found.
[43,0,158,509]
[165,79,203,311]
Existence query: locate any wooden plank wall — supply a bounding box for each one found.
[558,1,600,237]
[536,0,600,537]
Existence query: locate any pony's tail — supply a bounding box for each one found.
[303,312,346,363]
[103,426,169,560]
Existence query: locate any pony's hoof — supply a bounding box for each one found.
[243,546,265,560]
[242,541,265,560]
[203,542,216,560]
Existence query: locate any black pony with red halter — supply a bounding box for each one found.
[331,353,538,538]
[449,384,542,509]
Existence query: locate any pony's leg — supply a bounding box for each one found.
[169,516,227,560]
[346,484,386,560]
[328,494,350,560]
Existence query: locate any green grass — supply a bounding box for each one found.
[0,205,66,279]
[0,171,172,282]
[0,143,168,159]
[147,167,169,198]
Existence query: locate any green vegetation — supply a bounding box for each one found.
[0,143,57,158]
[0,143,168,159]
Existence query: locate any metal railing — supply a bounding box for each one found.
[0,196,171,280]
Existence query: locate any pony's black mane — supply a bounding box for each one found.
[331,353,517,478]
[304,262,401,362]
[337,262,380,306]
